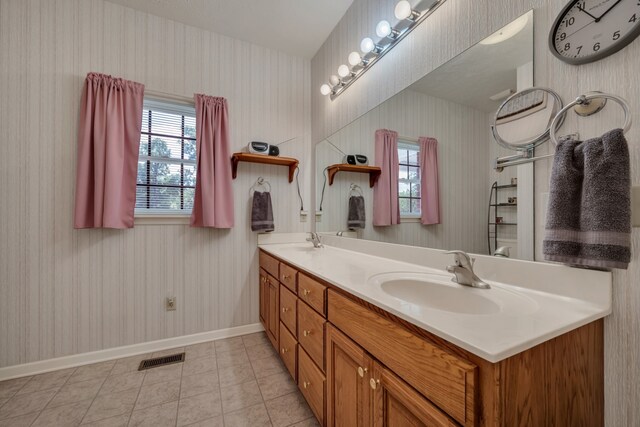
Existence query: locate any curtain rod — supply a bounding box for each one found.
[398,135,419,143]
[145,89,194,104]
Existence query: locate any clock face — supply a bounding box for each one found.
[550,0,640,64]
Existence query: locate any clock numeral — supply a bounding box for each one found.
[576,1,586,11]
[559,32,567,41]
[593,42,601,52]
[564,42,571,52]
[576,45,583,55]
[563,17,575,27]
[613,31,621,41]
[631,14,638,23]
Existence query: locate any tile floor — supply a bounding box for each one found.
[0,332,319,427]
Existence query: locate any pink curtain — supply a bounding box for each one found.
[74,72,144,229]
[373,129,400,226]
[190,94,234,228]
[418,137,441,225]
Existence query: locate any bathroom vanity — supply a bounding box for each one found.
[257,239,610,427]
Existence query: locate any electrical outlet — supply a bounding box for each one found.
[166,297,176,311]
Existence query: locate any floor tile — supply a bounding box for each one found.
[68,362,115,385]
[80,413,130,426]
[250,355,286,379]
[241,332,269,348]
[224,402,272,427]
[265,392,314,427]
[110,354,151,376]
[288,417,320,427]
[257,372,297,401]
[181,356,217,377]
[214,337,245,354]
[142,364,182,386]
[134,379,180,411]
[82,388,139,424]
[246,343,277,363]
[0,377,31,399]
[176,391,222,426]
[180,372,218,399]
[0,389,57,419]
[185,342,215,360]
[218,362,256,388]
[151,348,185,358]
[0,411,40,427]
[0,399,6,408]
[99,371,144,396]
[182,416,224,426]
[128,400,178,427]
[216,348,249,370]
[18,368,75,394]
[32,399,92,427]
[48,379,104,409]
[220,380,263,413]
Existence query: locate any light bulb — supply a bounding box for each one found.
[360,37,375,53]
[338,64,350,78]
[394,1,415,20]
[329,75,340,86]
[320,84,331,96]
[348,51,362,66]
[376,20,392,38]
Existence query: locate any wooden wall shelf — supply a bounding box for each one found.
[231,153,299,183]
[327,164,381,188]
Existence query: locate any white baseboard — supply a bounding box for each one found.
[0,323,264,381]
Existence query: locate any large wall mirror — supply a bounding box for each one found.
[315,10,536,260]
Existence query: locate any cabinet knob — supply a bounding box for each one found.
[281,348,288,354]
[282,307,289,313]
[261,277,266,283]
[302,289,311,296]
[302,381,311,389]
[370,378,380,390]
[282,274,291,280]
[357,366,368,378]
[303,330,312,337]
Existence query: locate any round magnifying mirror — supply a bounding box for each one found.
[491,87,564,151]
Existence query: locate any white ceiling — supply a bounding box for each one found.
[410,12,534,112]
[106,0,354,58]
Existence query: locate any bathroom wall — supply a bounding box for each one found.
[317,88,490,253]
[0,0,311,368]
[311,0,640,425]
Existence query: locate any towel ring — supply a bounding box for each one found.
[349,183,363,197]
[549,93,632,146]
[250,177,271,195]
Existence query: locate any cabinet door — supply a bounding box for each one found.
[371,361,457,427]
[267,275,279,348]
[326,324,372,427]
[259,269,268,327]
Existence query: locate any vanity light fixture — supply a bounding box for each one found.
[480,13,528,45]
[321,0,446,100]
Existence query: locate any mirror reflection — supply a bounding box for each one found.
[316,10,535,260]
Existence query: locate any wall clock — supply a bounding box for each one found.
[549,0,640,64]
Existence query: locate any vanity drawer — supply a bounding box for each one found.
[279,322,297,381]
[298,273,327,317]
[298,346,325,425]
[280,285,297,336]
[259,250,279,279]
[327,290,477,426]
[298,300,326,371]
[280,262,298,293]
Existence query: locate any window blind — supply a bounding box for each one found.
[135,98,197,215]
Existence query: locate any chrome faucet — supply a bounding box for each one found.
[445,250,490,289]
[306,232,323,248]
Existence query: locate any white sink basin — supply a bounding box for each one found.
[367,272,538,316]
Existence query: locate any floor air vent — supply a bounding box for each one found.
[138,353,185,371]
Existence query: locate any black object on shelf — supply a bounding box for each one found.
[487,181,518,255]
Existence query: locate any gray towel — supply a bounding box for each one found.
[347,195,365,229]
[251,191,274,232]
[543,129,631,269]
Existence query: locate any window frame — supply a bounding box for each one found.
[134,97,197,222]
[397,140,421,219]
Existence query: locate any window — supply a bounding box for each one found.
[136,98,197,215]
[398,141,421,217]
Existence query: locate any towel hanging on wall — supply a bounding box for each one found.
[543,129,631,269]
[250,178,274,232]
[347,184,365,229]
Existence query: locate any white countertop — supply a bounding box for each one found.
[258,238,612,363]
